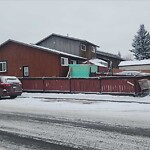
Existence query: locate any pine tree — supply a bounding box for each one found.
[118,51,121,57]
[130,24,150,60]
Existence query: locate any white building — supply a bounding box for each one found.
[119,59,150,73]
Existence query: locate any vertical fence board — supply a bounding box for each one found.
[21,78,44,91]
[71,78,100,93]
[44,78,70,92]
[101,78,135,94]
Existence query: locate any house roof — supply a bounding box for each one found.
[0,39,86,60]
[84,58,108,67]
[119,59,150,67]
[35,33,99,47]
[96,50,124,60]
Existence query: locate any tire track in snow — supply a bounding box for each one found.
[1,112,150,138]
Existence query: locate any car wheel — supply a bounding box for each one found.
[10,96,17,99]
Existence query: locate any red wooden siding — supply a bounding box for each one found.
[0,41,84,77]
[0,42,60,77]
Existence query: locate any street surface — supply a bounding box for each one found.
[0,93,150,150]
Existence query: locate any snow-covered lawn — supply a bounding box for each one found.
[0,92,150,128]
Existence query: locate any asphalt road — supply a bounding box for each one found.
[0,111,150,150]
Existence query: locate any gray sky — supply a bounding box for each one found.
[0,0,150,58]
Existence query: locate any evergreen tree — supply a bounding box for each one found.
[130,24,150,60]
[118,51,121,57]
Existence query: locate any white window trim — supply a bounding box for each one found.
[70,60,77,64]
[61,57,68,66]
[0,61,7,72]
[81,44,86,51]
[23,66,29,77]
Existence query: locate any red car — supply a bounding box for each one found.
[0,76,22,99]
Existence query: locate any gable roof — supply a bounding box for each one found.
[119,59,150,67]
[0,39,86,60]
[96,50,124,60]
[35,33,99,47]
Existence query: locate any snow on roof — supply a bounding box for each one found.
[119,59,150,67]
[31,44,86,60]
[0,39,86,60]
[84,58,108,67]
[96,50,124,60]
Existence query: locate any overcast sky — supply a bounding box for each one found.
[0,0,150,58]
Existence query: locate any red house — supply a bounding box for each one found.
[0,39,86,77]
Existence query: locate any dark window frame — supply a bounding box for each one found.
[81,44,86,51]
[0,61,7,72]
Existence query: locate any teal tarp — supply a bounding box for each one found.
[69,64,97,78]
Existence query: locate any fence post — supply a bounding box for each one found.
[42,77,45,92]
[69,78,71,93]
[99,77,102,94]
[134,77,137,96]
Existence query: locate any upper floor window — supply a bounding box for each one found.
[0,61,7,72]
[61,57,68,66]
[81,44,86,51]
[92,46,96,53]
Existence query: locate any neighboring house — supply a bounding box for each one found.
[119,59,150,73]
[36,33,99,59]
[96,50,124,69]
[0,39,86,77]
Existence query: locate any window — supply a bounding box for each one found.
[92,46,96,53]
[61,57,68,66]
[81,44,86,51]
[0,61,7,72]
[23,66,29,77]
[70,60,77,64]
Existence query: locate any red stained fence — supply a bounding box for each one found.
[101,77,135,94]
[44,78,70,92]
[71,78,100,93]
[21,78,44,91]
[20,76,150,96]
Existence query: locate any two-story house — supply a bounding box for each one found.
[36,33,124,69]
[36,33,99,60]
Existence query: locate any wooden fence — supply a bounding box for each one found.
[19,75,150,96]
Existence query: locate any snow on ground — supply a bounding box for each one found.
[23,92,150,103]
[0,92,150,128]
